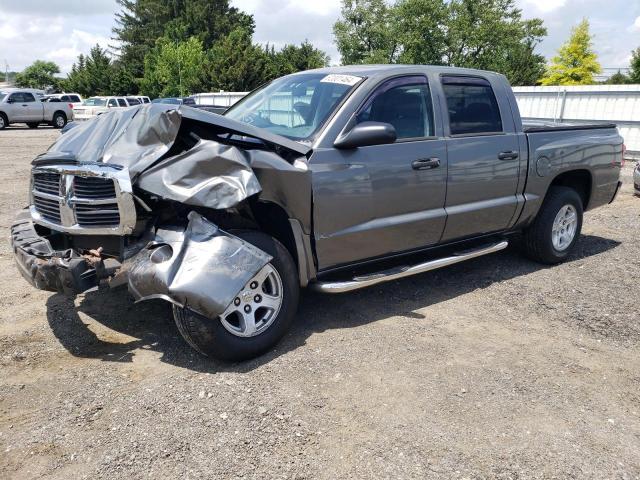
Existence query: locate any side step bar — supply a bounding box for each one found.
[310,240,508,294]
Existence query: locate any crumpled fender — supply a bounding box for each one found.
[136,139,262,209]
[125,211,272,319]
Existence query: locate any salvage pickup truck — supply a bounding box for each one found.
[0,88,73,129]
[11,66,623,360]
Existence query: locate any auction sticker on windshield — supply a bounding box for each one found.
[320,74,362,86]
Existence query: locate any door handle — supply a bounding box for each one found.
[498,151,519,161]
[412,157,440,170]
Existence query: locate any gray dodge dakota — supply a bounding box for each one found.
[11,66,624,360]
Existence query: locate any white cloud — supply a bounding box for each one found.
[520,0,567,13]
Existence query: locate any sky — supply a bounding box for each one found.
[0,0,638,75]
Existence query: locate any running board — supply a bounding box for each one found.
[310,240,509,294]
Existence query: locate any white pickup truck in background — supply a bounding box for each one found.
[42,93,84,110]
[0,88,73,129]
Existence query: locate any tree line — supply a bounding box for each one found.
[11,0,640,95]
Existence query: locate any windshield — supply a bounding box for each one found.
[0,92,6,101]
[225,72,363,141]
[84,97,107,106]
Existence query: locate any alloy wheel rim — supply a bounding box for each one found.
[56,116,64,127]
[219,264,283,338]
[551,204,578,251]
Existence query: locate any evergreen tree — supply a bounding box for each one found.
[208,28,274,92]
[629,48,640,84]
[112,0,254,84]
[541,19,601,85]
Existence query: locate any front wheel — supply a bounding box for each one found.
[522,186,583,264]
[173,231,299,361]
[0,113,7,130]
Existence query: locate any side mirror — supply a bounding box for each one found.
[6,98,13,104]
[334,121,397,149]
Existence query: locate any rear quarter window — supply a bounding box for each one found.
[117,98,127,107]
[441,76,502,135]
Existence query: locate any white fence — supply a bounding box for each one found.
[513,85,640,159]
[193,85,640,158]
[191,92,247,107]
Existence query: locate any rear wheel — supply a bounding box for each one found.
[27,122,39,129]
[0,113,7,130]
[173,231,299,361]
[52,112,66,129]
[522,186,583,264]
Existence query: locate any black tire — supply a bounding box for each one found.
[52,112,67,129]
[27,122,39,129]
[0,113,7,130]
[522,186,583,264]
[173,231,299,361]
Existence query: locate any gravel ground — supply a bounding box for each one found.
[1,126,639,479]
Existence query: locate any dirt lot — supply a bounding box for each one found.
[0,126,639,479]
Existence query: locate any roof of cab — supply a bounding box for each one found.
[297,64,504,80]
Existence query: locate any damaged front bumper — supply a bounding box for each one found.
[10,210,273,319]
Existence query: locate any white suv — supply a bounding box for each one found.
[73,96,141,121]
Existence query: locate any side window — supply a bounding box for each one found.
[70,95,81,103]
[117,98,127,107]
[9,93,24,102]
[61,95,70,102]
[22,93,36,102]
[356,76,434,140]
[108,99,118,107]
[441,76,502,135]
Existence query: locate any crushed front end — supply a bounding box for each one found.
[10,103,312,321]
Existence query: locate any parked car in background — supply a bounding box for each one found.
[42,93,83,109]
[151,97,196,105]
[0,88,72,129]
[193,104,228,115]
[10,66,624,360]
[136,96,151,104]
[73,96,139,121]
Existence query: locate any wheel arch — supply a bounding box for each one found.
[549,169,593,210]
[249,200,316,287]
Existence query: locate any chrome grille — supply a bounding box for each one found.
[33,173,61,196]
[29,165,136,235]
[73,176,117,200]
[33,195,61,223]
[75,203,121,226]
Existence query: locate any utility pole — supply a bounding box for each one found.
[177,40,183,97]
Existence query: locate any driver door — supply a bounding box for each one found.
[312,76,448,269]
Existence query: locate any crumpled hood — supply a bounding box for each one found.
[31,104,311,210]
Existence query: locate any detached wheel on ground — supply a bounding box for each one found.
[173,231,300,361]
[0,113,7,130]
[52,112,67,129]
[27,122,39,129]
[522,186,583,264]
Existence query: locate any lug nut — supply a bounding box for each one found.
[234,298,241,306]
[254,295,262,303]
[244,305,252,313]
[250,281,258,289]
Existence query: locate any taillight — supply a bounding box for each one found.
[69,103,73,109]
